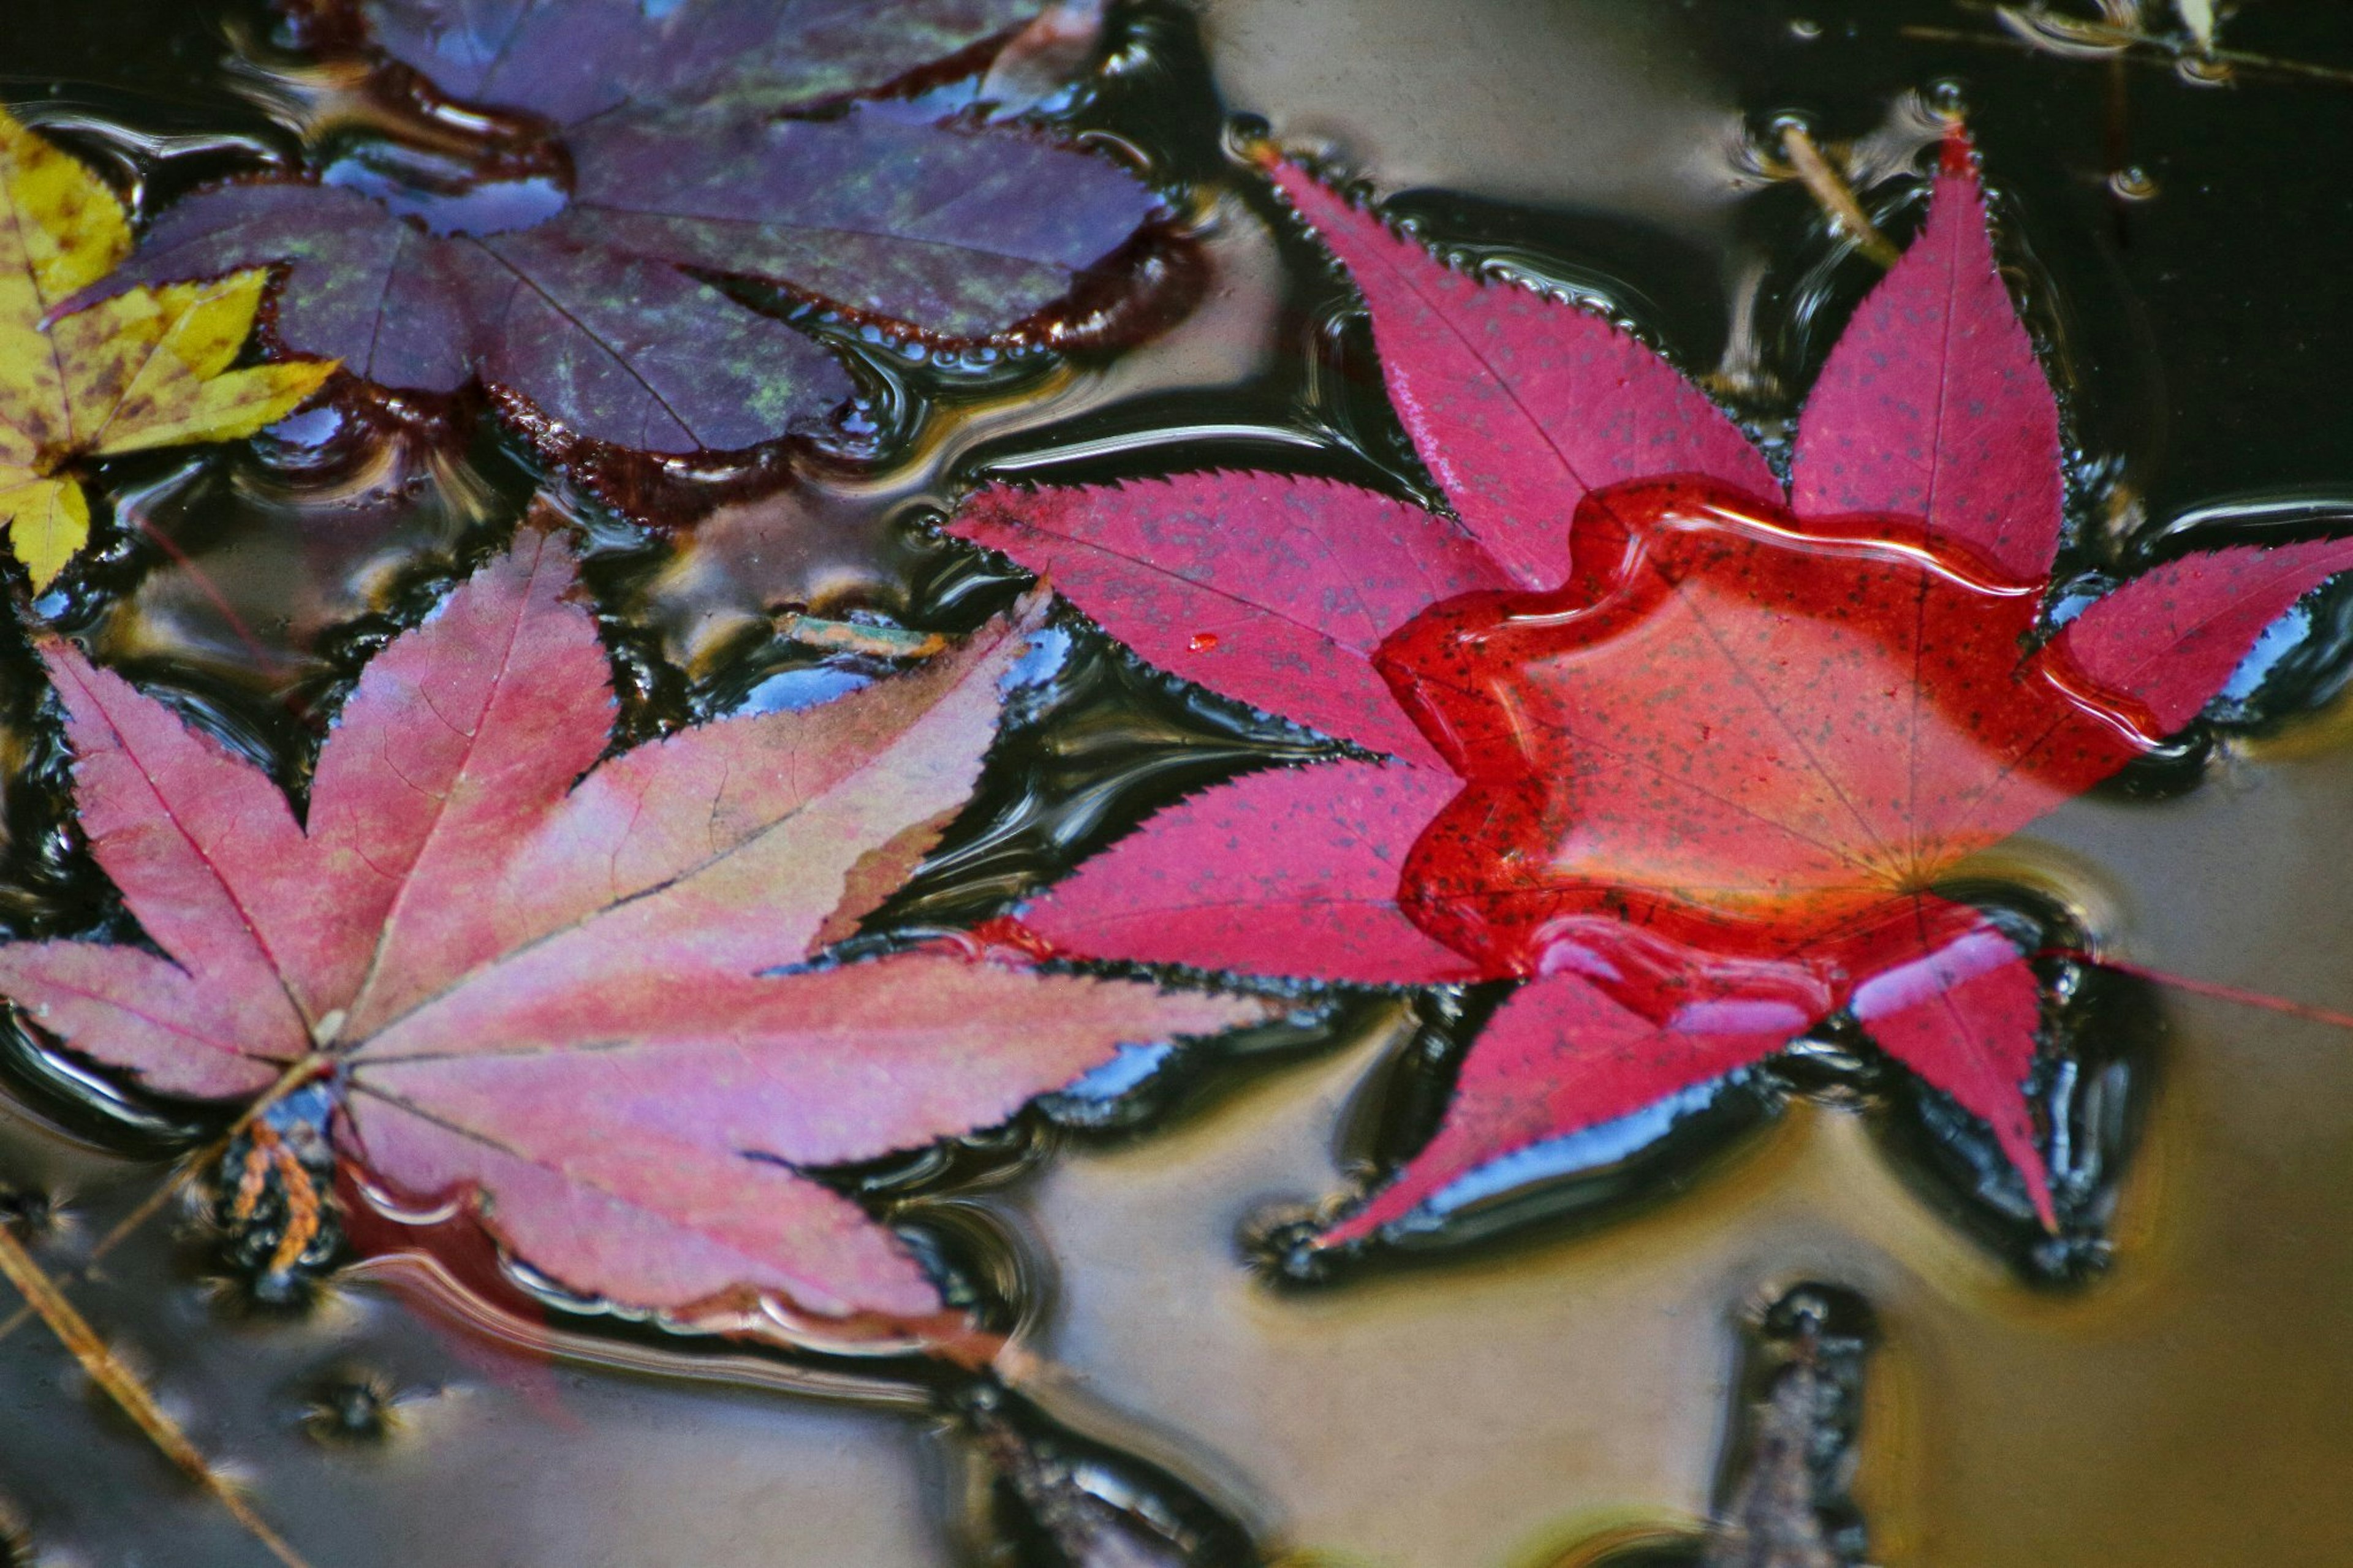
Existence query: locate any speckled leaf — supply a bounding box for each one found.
[1789,134,2064,578]
[1319,968,1798,1246]
[973,130,2353,1246]
[0,112,332,583]
[0,527,1269,1331]
[1267,156,1778,589]
[0,108,132,415]
[953,473,1510,767]
[1018,760,1477,985]
[0,473,88,589]
[2053,537,2353,732]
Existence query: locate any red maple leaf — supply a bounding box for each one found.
[0,526,1267,1343]
[949,129,2353,1244]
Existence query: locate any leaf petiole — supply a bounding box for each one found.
[0,1051,338,1343]
[2044,951,2353,1036]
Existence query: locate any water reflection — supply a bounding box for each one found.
[3,0,2353,1562]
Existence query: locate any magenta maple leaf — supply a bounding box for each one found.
[0,528,1267,1335]
[94,0,1162,453]
[947,130,2353,1249]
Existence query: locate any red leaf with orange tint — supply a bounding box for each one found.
[952,129,2353,1248]
[0,527,1268,1338]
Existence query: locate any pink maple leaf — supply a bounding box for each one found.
[0,526,1269,1340]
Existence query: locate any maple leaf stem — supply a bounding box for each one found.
[1779,124,1903,269]
[2053,952,2353,1037]
[123,509,278,676]
[0,1220,315,1568]
[0,1055,340,1354]
[1908,12,2353,86]
[232,1053,339,1137]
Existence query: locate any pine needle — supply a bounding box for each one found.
[1779,124,1903,268]
[0,1221,314,1568]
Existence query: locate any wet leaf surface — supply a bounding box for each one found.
[7,1,2353,1564]
[97,0,1168,454]
[0,110,330,585]
[956,129,2353,1257]
[0,524,1267,1336]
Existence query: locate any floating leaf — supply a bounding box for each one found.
[100,0,1165,454]
[0,111,332,585]
[0,525,1267,1332]
[951,130,2353,1253]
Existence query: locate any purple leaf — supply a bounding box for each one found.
[357,0,1046,124]
[100,2,1164,455]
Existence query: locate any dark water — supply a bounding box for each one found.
[2,0,2353,1564]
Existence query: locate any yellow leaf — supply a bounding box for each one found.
[0,112,335,583]
[50,270,337,460]
[0,110,130,319]
[0,112,132,464]
[0,467,89,589]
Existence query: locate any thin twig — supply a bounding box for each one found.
[1778,124,1903,268]
[124,510,279,675]
[0,1222,313,1568]
[1912,10,2353,86]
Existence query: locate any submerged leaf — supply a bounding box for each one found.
[955,129,2353,1255]
[0,526,1267,1331]
[0,111,332,584]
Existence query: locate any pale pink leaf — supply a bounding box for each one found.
[0,536,1267,1331]
[326,529,617,1037]
[347,952,1269,1318]
[344,1092,942,1319]
[361,597,1047,1047]
[40,643,317,1045]
[0,942,286,1097]
[355,953,1268,1165]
